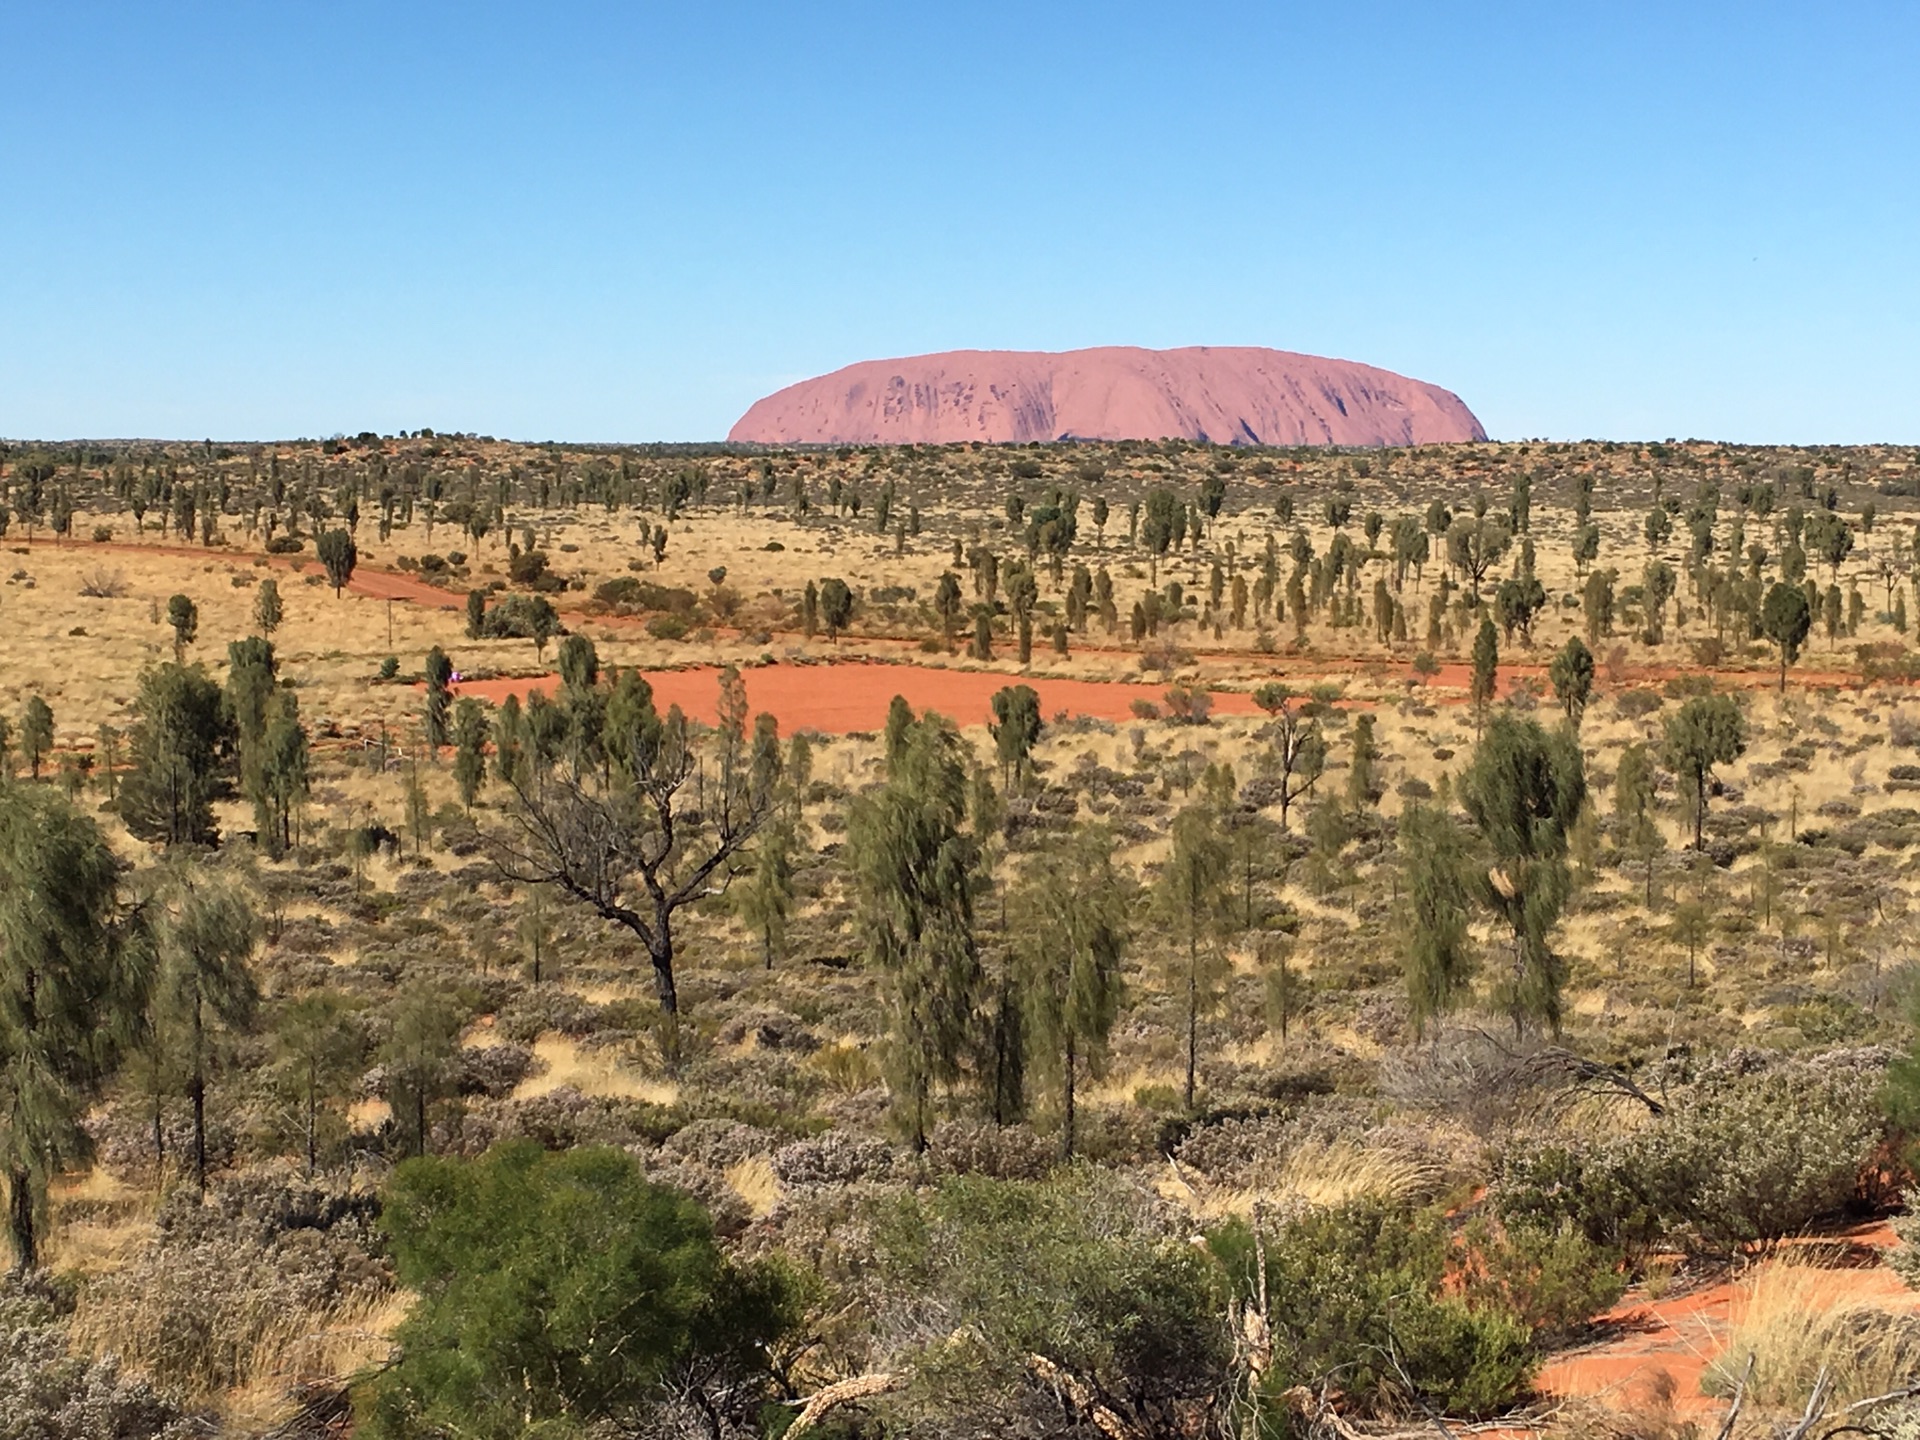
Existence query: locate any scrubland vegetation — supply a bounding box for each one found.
[6,432,1920,1436]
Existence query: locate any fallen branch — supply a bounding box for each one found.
[1712,1351,1754,1440]
[1029,1353,1140,1440]
[1785,1367,1833,1440]
[1844,1379,1920,1415]
[1281,1385,1370,1440]
[785,1372,900,1436]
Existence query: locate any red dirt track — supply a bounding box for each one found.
[27,539,1895,723]
[451,664,1262,733]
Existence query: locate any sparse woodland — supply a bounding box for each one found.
[7,433,1920,1437]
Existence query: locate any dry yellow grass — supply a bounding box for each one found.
[349,1097,393,1128]
[512,1033,679,1106]
[1161,1135,1445,1220]
[1703,1254,1920,1407]
[70,1274,410,1423]
[726,1156,781,1217]
[222,1290,411,1430]
[41,1167,155,1277]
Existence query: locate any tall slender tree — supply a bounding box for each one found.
[452,698,489,812]
[1459,712,1587,1036]
[1548,637,1596,727]
[1158,800,1231,1110]
[1016,825,1129,1158]
[423,646,454,753]
[317,527,358,597]
[1470,617,1500,729]
[270,991,365,1175]
[117,664,235,847]
[846,705,982,1149]
[380,985,463,1158]
[1398,803,1476,1037]
[1251,683,1326,830]
[151,872,260,1196]
[1662,694,1746,850]
[734,809,796,970]
[988,684,1043,793]
[252,576,282,636]
[165,593,198,662]
[19,697,53,780]
[1614,742,1664,905]
[0,785,150,1269]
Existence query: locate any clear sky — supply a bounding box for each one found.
[3,2,1916,444]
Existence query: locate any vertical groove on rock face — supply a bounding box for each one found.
[730,345,1485,446]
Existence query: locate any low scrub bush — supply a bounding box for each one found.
[1213,1200,1539,1419]
[358,1142,795,1440]
[0,1278,205,1440]
[591,576,696,614]
[1494,1058,1882,1258]
[868,1170,1231,1436]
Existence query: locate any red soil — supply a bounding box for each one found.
[1536,1223,1913,1418]
[451,663,1263,733]
[25,537,1893,703]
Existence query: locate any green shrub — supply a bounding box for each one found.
[645,613,689,641]
[1496,1059,1883,1257]
[359,1142,795,1440]
[1458,1220,1627,1349]
[868,1170,1230,1433]
[1212,1200,1537,1419]
[478,592,561,642]
[592,576,696,614]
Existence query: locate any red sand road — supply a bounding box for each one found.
[450,663,1263,733]
[24,538,1895,697]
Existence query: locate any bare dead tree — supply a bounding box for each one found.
[486,668,780,1018]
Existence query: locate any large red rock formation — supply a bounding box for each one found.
[729,345,1484,447]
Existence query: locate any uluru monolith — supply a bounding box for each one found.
[729,345,1485,447]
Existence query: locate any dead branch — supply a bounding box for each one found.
[1712,1351,1754,1440]
[1028,1353,1140,1440]
[785,1371,901,1436]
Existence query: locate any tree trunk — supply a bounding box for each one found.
[650,924,679,1015]
[1062,1032,1077,1161]
[1185,933,1198,1111]
[306,1062,318,1175]
[191,993,208,1197]
[7,1168,35,1273]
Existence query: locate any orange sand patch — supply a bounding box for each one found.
[449,662,1263,733]
[1537,1222,1912,1416]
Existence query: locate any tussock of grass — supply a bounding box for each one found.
[41,1168,155,1277]
[224,1291,410,1428]
[512,1034,679,1106]
[1703,1255,1920,1407]
[1164,1136,1445,1219]
[726,1156,780,1217]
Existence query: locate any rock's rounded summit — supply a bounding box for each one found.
[729,345,1485,447]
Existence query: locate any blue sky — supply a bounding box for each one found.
[3,2,1916,443]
